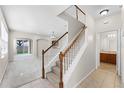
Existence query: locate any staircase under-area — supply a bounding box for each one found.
[41,5,86,88]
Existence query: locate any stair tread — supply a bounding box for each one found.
[53,66,60,70]
[52,66,60,75]
[45,25,85,88]
[46,72,59,87]
[56,61,60,67]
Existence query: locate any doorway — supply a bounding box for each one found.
[96,29,121,76]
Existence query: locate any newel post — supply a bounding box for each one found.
[42,49,45,79]
[59,52,64,88]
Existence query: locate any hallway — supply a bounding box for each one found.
[77,63,122,88]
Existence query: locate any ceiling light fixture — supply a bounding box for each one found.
[100,9,109,16]
[49,31,56,39]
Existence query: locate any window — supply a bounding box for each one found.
[1,21,8,42]
[16,39,32,55]
[0,21,8,58]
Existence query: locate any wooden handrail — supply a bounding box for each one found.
[59,52,64,88]
[44,32,68,54]
[74,5,86,15]
[59,25,86,88]
[63,26,86,56]
[42,31,68,79]
[42,50,45,79]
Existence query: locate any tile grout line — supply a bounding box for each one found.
[99,71,108,88]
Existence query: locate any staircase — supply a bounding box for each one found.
[46,26,86,88]
[41,5,86,88]
[46,61,60,87]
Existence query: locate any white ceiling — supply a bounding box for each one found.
[1,5,69,37]
[79,5,122,20]
[0,5,122,37]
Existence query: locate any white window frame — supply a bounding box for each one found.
[16,39,31,55]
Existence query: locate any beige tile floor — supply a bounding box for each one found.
[77,62,123,88]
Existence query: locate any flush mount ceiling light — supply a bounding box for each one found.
[100,9,109,16]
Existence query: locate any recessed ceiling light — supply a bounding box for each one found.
[100,9,109,16]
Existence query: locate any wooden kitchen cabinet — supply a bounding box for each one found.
[100,52,116,64]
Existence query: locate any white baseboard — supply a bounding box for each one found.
[73,67,96,88]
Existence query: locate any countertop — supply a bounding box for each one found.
[100,51,116,54]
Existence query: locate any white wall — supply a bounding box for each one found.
[121,6,124,83]
[95,13,122,32]
[65,14,96,87]
[9,31,49,62]
[0,8,9,83]
[59,12,84,42]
